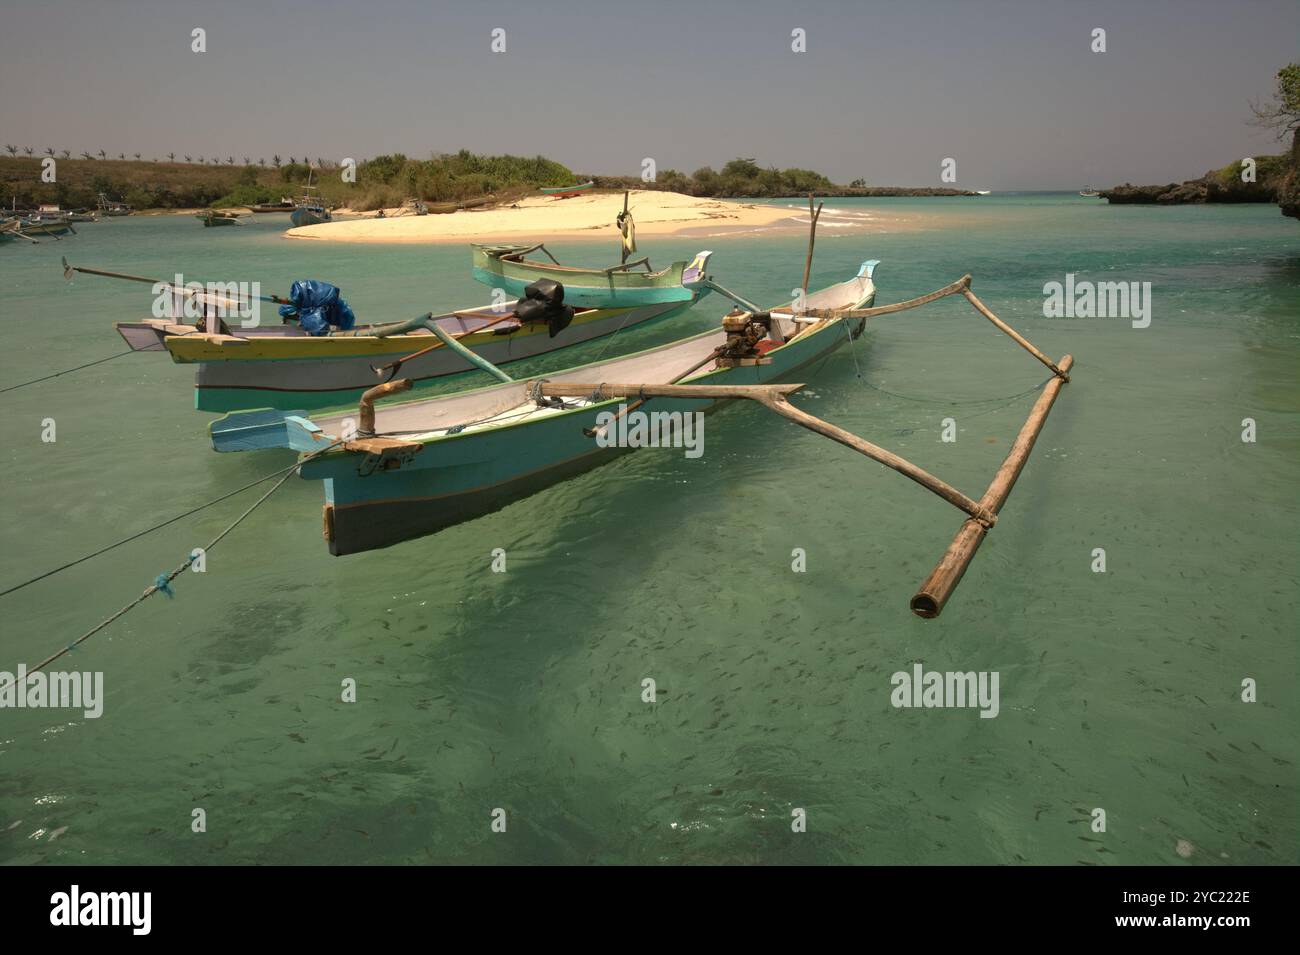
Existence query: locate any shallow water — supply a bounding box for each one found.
[1,196,1296,864]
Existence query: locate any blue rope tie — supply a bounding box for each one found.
[154,573,175,599]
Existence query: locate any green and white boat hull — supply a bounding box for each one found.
[472,244,713,308]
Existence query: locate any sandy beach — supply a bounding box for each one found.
[284,190,803,244]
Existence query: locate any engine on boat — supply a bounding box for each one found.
[513,278,574,338]
[715,307,774,368]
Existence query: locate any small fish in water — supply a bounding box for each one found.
[5,820,20,831]
[47,826,68,843]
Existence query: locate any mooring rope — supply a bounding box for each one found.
[0,349,136,394]
[0,457,306,598]
[589,308,639,363]
[858,374,1053,407]
[0,440,343,691]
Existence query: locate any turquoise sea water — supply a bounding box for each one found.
[0,195,1296,865]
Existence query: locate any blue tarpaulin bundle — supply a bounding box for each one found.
[277,280,357,336]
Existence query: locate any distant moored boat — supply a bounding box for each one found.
[197,210,242,227]
[96,192,132,215]
[290,203,332,227]
[540,181,594,198]
[1079,187,1101,197]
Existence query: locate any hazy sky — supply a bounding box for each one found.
[1,0,1296,190]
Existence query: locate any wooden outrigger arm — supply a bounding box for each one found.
[539,381,997,527]
[803,274,1070,381]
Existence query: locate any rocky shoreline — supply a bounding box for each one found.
[1102,140,1296,221]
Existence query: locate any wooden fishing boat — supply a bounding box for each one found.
[1079,187,1101,198]
[473,244,713,309]
[289,168,332,226]
[19,214,74,236]
[117,298,694,412]
[251,199,296,213]
[289,202,331,227]
[65,249,711,411]
[96,193,131,215]
[197,210,242,227]
[540,181,593,198]
[210,260,880,553]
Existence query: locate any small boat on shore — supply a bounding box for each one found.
[473,243,713,309]
[290,202,331,227]
[251,199,296,213]
[540,181,594,198]
[197,210,243,227]
[290,168,333,226]
[37,204,96,222]
[1079,187,1101,197]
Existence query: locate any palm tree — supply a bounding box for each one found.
[61,149,71,159]
[4,145,16,157]
[134,152,141,160]
[258,158,266,167]
[226,156,234,165]
[167,152,175,163]
[197,155,204,163]
[288,156,297,165]
[272,155,281,168]
[81,151,93,160]
[44,147,54,157]
[97,149,106,160]
[23,146,34,156]
[242,156,250,165]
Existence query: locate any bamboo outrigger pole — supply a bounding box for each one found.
[370,310,522,379]
[800,193,823,294]
[61,258,293,306]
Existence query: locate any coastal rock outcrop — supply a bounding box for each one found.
[1278,132,1299,221]
[1101,155,1285,205]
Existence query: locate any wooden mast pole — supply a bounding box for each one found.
[620,190,630,264]
[800,193,823,295]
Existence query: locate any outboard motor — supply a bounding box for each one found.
[513,278,574,338]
